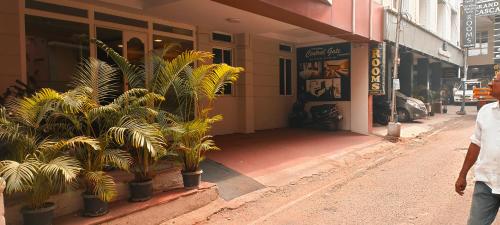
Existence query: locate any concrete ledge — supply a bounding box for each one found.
[6,161,183,225]
[55,182,219,225]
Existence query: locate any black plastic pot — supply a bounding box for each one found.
[82,194,109,217]
[129,179,153,202]
[21,202,56,225]
[182,170,203,189]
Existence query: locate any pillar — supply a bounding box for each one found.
[416,58,430,102]
[0,0,24,94]
[235,33,255,133]
[399,52,413,97]
[351,43,369,135]
[430,62,442,92]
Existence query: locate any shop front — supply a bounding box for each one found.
[0,0,383,137]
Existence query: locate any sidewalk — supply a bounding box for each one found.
[372,105,477,138]
[162,107,473,225]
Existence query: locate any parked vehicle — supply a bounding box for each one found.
[396,91,428,122]
[453,80,481,103]
[372,95,391,125]
[473,86,496,110]
[288,99,343,130]
[372,91,428,124]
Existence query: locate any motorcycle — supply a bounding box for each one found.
[288,99,343,131]
[372,95,391,125]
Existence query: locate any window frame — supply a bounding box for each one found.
[211,31,233,43]
[468,31,488,57]
[212,46,235,96]
[279,57,292,96]
[20,0,196,87]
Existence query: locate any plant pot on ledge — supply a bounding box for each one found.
[182,170,203,189]
[129,179,153,202]
[21,202,56,225]
[82,194,109,217]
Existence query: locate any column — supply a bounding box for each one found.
[235,33,255,133]
[0,1,24,93]
[351,43,369,135]
[399,52,414,97]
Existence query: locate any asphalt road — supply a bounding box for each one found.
[201,113,488,225]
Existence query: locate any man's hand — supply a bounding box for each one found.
[455,176,467,196]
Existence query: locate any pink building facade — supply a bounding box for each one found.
[0,0,383,136]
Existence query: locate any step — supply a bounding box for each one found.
[6,161,184,225]
[55,182,218,225]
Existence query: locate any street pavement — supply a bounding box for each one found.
[191,109,489,225]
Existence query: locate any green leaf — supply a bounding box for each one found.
[85,171,117,202]
[0,159,38,194]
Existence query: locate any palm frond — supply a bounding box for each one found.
[39,155,81,183]
[8,88,62,128]
[94,40,145,88]
[103,149,132,171]
[84,171,117,202]
[151,50,212,96]
[0,159,38,194]
[47,136,101,154]
[107,117,166,157]
[202,64,243,100]
[72,58,120,104]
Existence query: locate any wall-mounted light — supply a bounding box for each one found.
[117,44,123,48]
[154,39,163,42]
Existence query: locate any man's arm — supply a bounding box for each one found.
[455,143,480,195]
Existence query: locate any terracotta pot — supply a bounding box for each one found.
[182,170,203,189]
[82,194,109,217]
[21,202,56,225]
[129,179,153,202]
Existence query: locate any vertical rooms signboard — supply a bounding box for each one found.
[462,0,476,48]
[297,43,351,101]
[369,43,386,95]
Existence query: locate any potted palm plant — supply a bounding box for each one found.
[0,90,99,225]
[107,87,168,202]
[95,40,243,189]
[107,115,167,201]
[45,58,135,216]
[158,57,243,189]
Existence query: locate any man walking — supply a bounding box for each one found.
[456,75,500,225]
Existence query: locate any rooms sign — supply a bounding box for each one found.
[369,43,385,95]
[462,0,500,48]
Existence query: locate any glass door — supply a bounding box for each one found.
[96,28,147,91]
[124,31,147,90]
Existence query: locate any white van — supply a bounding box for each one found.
[454,80,481,103]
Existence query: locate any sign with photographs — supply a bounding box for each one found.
[369,43,386,95]
[297,43,351,101]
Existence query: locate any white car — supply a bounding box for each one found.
[454,80,481,103]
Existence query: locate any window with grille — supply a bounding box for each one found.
[279,58,292,96]
[213,48,233,95]
[468,31,488,56]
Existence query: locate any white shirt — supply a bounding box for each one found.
[471,101,500,193]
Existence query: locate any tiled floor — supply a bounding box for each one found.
[208,128,379,182]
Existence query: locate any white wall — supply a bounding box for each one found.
[252,36,295,131]
[198,29,298,135]
[197,27,243,135]
[350,43,369,134]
